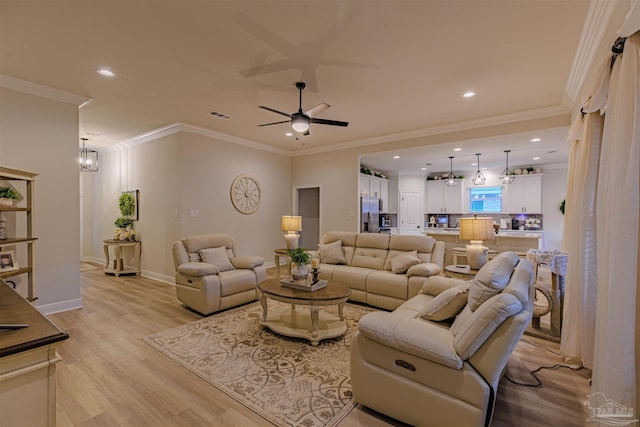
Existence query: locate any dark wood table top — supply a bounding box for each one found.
[0,280,68,358]
[259,278,351,301]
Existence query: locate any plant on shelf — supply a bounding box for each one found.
[288,248,311,281]
[559,199,565,215]
[119,192,135,218]
[0,186,18,206]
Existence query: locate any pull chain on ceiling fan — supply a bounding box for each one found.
[258,82,349,136]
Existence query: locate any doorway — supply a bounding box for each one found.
[297,187,320,250]
[400,190,422,235]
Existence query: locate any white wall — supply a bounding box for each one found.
[539,165,567,250]
[0,87,82,312]
[85,130,292,282]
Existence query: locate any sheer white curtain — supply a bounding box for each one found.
[560,59,609,369]
[593,30,639,416]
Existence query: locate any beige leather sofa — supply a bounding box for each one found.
[171,233,266,315]
[313,231,445,310]
[351,252,534,427]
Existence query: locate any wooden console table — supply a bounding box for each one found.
[103,239,141,276]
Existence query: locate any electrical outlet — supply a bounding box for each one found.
[189,209,199,218]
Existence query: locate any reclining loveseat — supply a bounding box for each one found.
[350,251,534,427]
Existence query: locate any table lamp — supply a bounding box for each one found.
[281,215,302,249]
[459,216,495,270]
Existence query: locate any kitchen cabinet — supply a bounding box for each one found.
[360,174,388,205]
[0,166,37,302]
[380,179,389,212]
[426,180,464,213]
[503,174,542,214]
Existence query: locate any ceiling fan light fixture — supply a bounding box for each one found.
[472,153,486,185]
[291,114,310,133]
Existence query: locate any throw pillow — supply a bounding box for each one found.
[318,240,347,264]
[421,284,469,321]
[198,246,235,272]
[391,250,420,274]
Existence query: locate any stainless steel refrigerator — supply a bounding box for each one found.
[360,196,380,233]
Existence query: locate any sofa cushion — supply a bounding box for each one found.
[352,248,388,270]
[184,233,234,254]
[421,284,470,321]
[390,250,420,274]
[318,240,347,264]
[177,262,219,277]
[199,246,235,272]
[188,252,201,262]
[453,293,522,359]
[231,256,264,269]
[467,252,520,311]
[406,263,442,277]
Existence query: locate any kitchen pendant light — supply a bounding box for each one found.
[472,153,486,185]
[446,156,457,187]
[501,149,515,184]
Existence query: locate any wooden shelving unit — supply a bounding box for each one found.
[0,166,38,302]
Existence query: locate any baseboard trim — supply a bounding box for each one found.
[37,298,83,315]
[142,270,175,286]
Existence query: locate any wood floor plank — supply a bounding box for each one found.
[49,264,591,427]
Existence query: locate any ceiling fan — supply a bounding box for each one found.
[258,82,349,135]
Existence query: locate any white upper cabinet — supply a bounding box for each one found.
[426,180,465,213]
[380,179,389,212]
[503,174,542,213]
[360,174,389,209]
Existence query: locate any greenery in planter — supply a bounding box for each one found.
[0,186,18,199]
[360,165,372,175]
[559,199,565,215]
[288,248,311,266]
[114,217,133,228]
[119,192,135,217]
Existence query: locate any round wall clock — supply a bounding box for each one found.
[230,174,261,214]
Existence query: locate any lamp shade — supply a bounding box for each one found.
[281,215,302,232]
[459,216,495,241]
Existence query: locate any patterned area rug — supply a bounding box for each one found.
[143,301,374,427]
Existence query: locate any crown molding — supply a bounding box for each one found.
[106,122,291,156]
[563,0,620,109]
[0,74,90,106]
[292,104,569,157]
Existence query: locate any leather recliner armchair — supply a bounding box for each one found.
[350,252,534,427]
[171,233,266,315]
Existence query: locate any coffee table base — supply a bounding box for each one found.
[259,305,347,346]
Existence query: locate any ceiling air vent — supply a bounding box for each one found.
[210,111,233,120]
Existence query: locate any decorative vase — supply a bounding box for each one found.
[0,216,7,240]
[0,198,13,206]
[291,264,309,281]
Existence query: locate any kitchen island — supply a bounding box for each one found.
[426,229,543,265]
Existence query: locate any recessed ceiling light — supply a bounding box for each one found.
[97,68,115,77]
[393,155,400,159]
[420,167,427,171]
[531,138,541,142]
[286,132,293,136]
[453,148,462,152]
[533,157,541,160]
[471,162,477,166]
[463,92,475,98]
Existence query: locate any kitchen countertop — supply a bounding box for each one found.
[425,228,543,237]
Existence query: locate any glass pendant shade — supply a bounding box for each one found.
[471,153,486,185]
[446,156,457,187]
[501,149,515,184]
[79,138,99,172]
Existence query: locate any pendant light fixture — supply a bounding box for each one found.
[501,149,515,184]
[79,138,99,172]
[446,156,457,187]
[471,153,486,185]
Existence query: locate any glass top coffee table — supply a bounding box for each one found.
[258,278,352,346]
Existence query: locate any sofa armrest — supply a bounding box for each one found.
[421,275,465,296]
[406,262,442,278]
[177,262,219,277]
[358,311,463,369]
[231,256,264,269]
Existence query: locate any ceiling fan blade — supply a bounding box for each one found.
[305,102,330,117]
[258,105,292,118]
[258,120,290,127]
[310,118,349,127]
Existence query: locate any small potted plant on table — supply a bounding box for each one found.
[288,248,311,281]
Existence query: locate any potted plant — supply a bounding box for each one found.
[288,248,311,280]
[0,186,18,206]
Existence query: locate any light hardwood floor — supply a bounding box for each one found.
[49,265,591,427]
